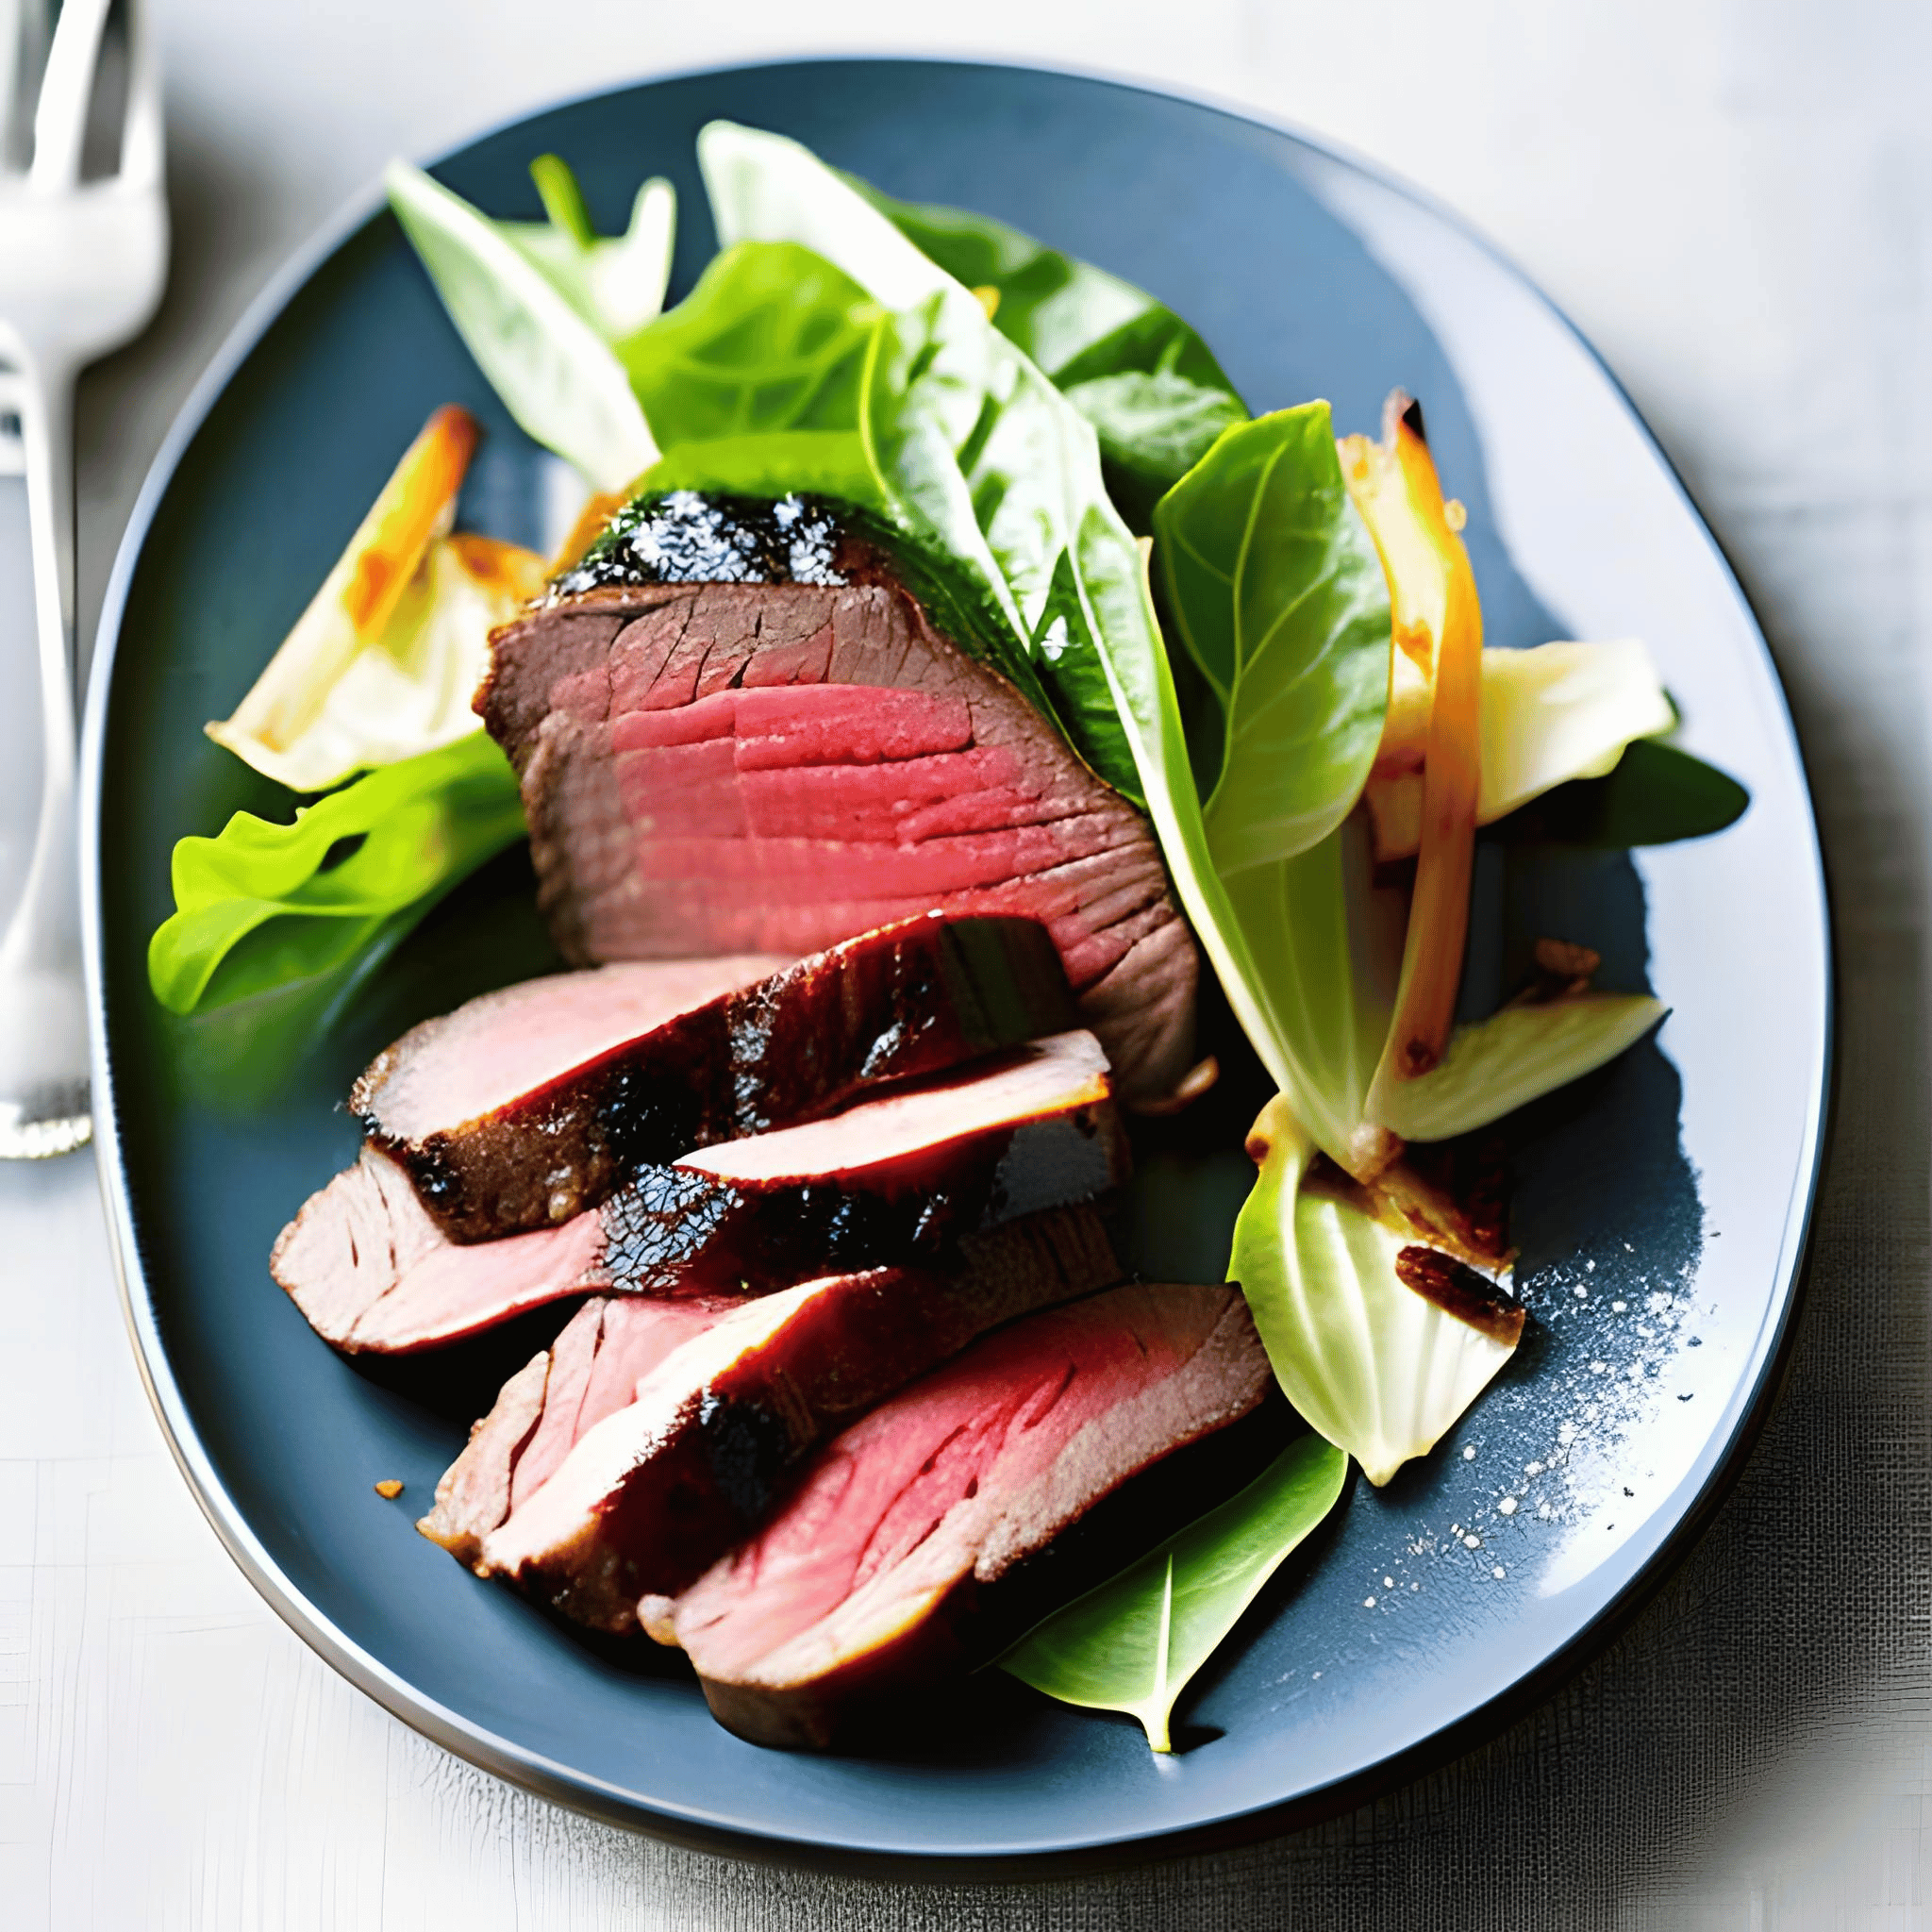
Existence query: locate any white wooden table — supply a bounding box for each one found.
[6,3,1925,1924]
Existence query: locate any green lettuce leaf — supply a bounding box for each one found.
[387,158,666,491]
[1002,1432,1348,1751]
[1231,1097,1524,1485]
[854,180,1248,525]
[696,122,1156,798]
[689,122,1398,1133]
[1154,406,1392,872]
[617,241,880,449]
[148,735,525,1015]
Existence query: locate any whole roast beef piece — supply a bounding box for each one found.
[667,1281,1271,1750]
[355,914,1072,1242]
[467,1204,1120,1620]
[479,491,1199,1105]
[272,1029,1126,1353]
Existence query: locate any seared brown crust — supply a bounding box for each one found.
[354,914,1075,1244]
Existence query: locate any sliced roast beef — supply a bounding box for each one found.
[417,1291,741,1565]
[273,1149,605,1353]
[666,1281,1270,1750]
[597,1028,1125,1296]
[273,1030,1125,1353]
[479,492,1199,1104]
[355,914,1073,1242]
[469,1205,1120,1619]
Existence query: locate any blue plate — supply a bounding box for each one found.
[80,58,1830,1868]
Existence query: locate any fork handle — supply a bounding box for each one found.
[1,352,79,979]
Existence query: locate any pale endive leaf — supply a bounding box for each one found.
[206,407,547,791]
[208,533,546,793]
[1373,992,1667,1143]
[517,158,677,340]
[1368,640,1675,860]
[1001,1433,1348,1751]
[1232,1097,1524,1486]
[387,159,660,491]
[1219,821,1402,1172]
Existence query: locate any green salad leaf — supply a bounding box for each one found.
[1155,406,1392,872]
[387,158,666,491]
[619,241,879,451]
[148,735,525,1015]
[691,119,1395,1137]
[696,121,1158,798]
[1231,1097,1524,1485]
[855,180,1248,525]
[1002,1432,1348,1751]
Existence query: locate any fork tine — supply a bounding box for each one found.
[28,0,111,192]
[117,0,158,190]
[0,0,26,170]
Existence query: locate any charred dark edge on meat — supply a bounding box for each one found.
[489,1205,1124,1629]
[542,489,1061,737]
[599,1095,1129,1296]
[355,918,1076,1245]
[1393,1245,1526,1346]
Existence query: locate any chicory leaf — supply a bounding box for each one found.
[387,159,662,491]
[1373,992,1666,1143]
[1367,640,1677,861]
[1001,1432,1348,1751]
[1343,401,1484,1105]
[514,157,677,341]
[1153,405,1391,873]
[1231,1096,1524,1486]
[1491,736,1750,849]
[205,404,476,791]
[148,735,525,1015]
[206,409,546,791]
[854,180,1248,523]
[1219,824,1401,1174]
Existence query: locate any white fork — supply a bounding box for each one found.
[0,0,167,1158]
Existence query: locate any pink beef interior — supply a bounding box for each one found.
[673,1282,1267,1690]
[507,1294,735,1514]
[360,955,785,1144]
[271,1150,608,1354]
[484,581,1200,1102]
